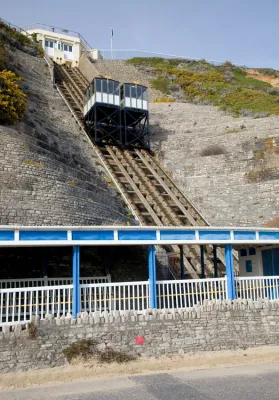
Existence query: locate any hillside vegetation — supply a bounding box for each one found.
[0,21,44,125]
[127,58,279,117]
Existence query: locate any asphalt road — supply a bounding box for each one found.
[2,362,279,400]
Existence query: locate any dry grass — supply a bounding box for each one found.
[200,145,226,157]
[63,339,137,365]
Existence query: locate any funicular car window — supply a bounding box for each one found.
[136,86,142,99]
[95,79,101,92]
[131,85,137,98]
[102,80,108,93]
[113,82,119,95]
[125,85,130,97]
[108,80,114,94]
[142,87,148,100]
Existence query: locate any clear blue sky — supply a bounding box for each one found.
[1,0,278,68]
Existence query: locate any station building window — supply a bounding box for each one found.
[45,40,54,48]
[249,247,256,256]
[245,260,253,273]
[240,249,247,257]
[64,44,73,52]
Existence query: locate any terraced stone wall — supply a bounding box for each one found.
[0,46,132,226]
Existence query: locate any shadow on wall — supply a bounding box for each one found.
[0,246,148,282]
[150,121,174,157]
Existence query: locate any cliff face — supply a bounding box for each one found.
[79,58,160,102]
[150,102,279,227]
[0,46,131,225]
[78,58,279,227]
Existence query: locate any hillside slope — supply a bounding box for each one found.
[0,41,132,225]
[80,57,279,227]
[150,102,279,226]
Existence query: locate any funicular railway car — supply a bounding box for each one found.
[120,83,150,149]
[83,78,150,149]
[83,77,122,145]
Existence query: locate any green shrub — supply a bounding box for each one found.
[0,70,27,124]
[31,32,38,43]
[129,56,279,117]
[154,97,175,103]
[127,57,184,68]
[150,77,172,94]
[0,21,32,46]
[232,69,271,89]
[256,68,279,77]
[0,40,8,70]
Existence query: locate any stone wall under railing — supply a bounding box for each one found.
[1,298,279,373]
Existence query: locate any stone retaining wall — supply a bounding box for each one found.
[1,299,279,373]
[0,43,132,226]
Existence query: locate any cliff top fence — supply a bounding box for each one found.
[0,17,28,34]
[98,49,248,67]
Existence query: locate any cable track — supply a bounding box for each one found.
[53,63,237,279]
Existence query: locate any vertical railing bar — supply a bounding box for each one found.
[12,291,16,323]
[137,284,140,311]
[132,284,135,310]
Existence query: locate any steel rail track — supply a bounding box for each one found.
[53,63,236,279]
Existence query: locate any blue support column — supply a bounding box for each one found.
[148,245,157,309]
[225,244,236,300]
[72,245,80,318]
[213,245,218,278]
[179,245,185,280]
[200,245,205,279]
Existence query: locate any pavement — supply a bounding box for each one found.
[2,362,279,400]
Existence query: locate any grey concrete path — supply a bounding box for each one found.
[2,362,279,400]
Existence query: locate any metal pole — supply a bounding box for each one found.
[110,26,113,60]
[225,244,236,300]
[148,245,157,308]
[179,245,185,279]
[72,245,80,317]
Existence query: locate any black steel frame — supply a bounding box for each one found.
[84,103,122,146]
[122,108,150,150]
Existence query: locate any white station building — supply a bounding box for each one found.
[24,23,102,67]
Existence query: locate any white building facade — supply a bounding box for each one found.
[24,24,101,67]
[238,246,279,277]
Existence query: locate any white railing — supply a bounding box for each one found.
[0,277,230,326]
[0,275,111,289]
[80,281,150,312]
[235,276,279,301]
[156,278,227,309]
[0,285,73,326]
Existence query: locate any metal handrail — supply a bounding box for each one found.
[0,17,29,35]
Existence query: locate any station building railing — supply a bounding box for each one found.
[0,277,227,326]
[0,275,111,289]
[2,275,279,326]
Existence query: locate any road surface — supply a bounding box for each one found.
[1,362,279,399]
